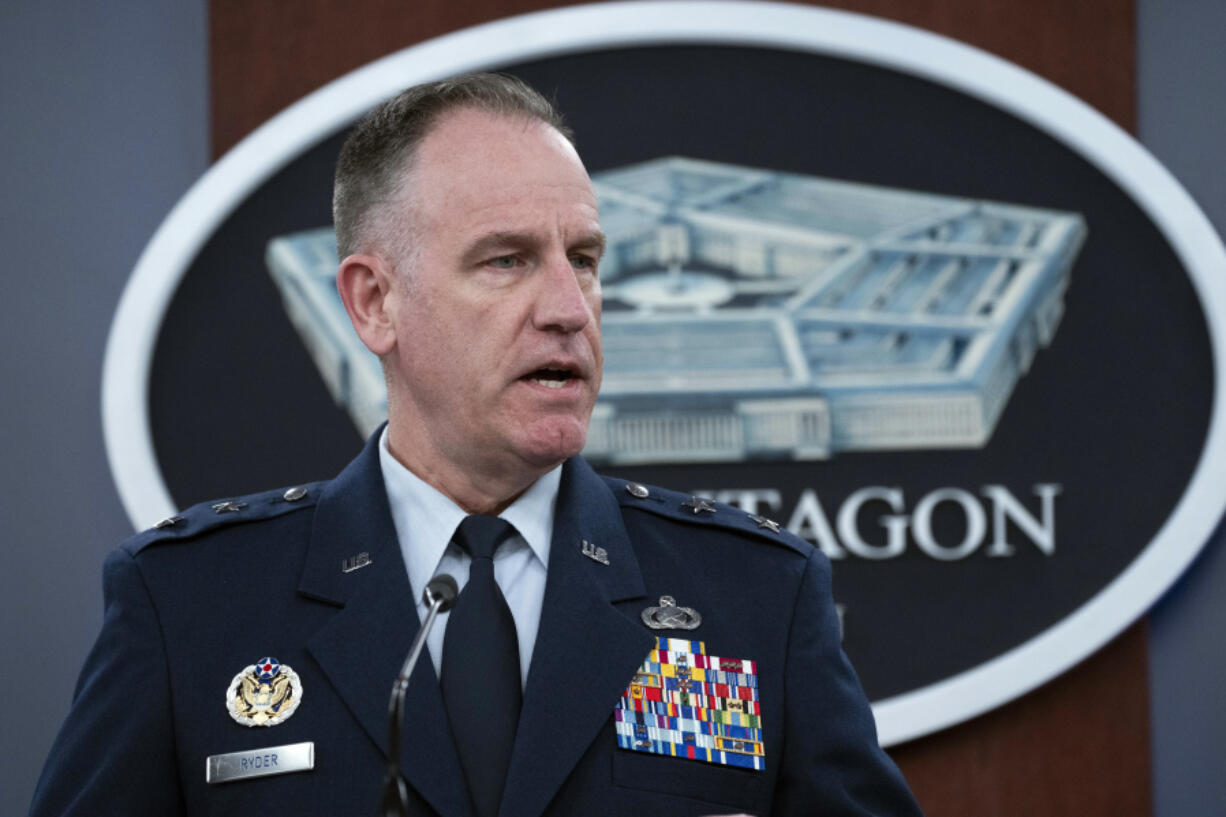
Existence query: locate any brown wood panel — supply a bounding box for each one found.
[210,0,1134,156]
[210,2,1149,814]
[815,0,1135,131]
[211,0,571,157]
[890,620,1151,816]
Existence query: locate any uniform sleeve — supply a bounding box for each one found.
[774,549,924,816]
[29,547,185,817]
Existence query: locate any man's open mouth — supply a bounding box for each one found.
[524,367,577,389]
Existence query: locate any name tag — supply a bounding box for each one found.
[206,741,314,784]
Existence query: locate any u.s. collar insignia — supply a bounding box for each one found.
[226,657,303,727]
[642,596,702,630]
[581,539,610,565]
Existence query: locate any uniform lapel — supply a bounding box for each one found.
[300,434,473,817]
[499,458,654,817]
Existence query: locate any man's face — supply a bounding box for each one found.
[380,107,605,488]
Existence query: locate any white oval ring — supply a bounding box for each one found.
[102,0,1226,745]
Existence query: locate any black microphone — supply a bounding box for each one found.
[382,574,458,817]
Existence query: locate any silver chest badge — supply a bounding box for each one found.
[641,596,702,631]
[226,657,303,727]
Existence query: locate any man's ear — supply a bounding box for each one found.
[337,252,398,356]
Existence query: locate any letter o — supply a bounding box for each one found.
[913,488,985,560]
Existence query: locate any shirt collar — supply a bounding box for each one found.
[378,427,558,594]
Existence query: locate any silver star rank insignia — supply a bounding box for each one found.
[680,497,716,515]
[749,514,781,533]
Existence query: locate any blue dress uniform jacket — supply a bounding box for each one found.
[31,432,922,816]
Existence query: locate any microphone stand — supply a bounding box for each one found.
[382,575,458,817]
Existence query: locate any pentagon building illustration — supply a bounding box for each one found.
[266,157,1085,465]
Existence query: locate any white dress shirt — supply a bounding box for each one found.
[378,428,557,688]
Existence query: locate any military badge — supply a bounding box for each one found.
[641,595,702,630]
[614,638,764,770]
[226,657,303,727]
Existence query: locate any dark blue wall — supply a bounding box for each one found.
[1138,2,1226,813]
[0,2,207,814]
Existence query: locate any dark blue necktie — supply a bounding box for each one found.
[440,515,522,817]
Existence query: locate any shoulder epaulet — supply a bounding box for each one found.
[122,482,326,556]
[602,476,812,557]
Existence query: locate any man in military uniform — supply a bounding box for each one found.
[31,74,922,817]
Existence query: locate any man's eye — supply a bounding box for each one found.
[570,254,597,271]
[488,255,518,269]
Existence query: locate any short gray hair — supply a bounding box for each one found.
[332,73,573,259]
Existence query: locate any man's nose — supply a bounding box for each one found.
[533,255,596,332]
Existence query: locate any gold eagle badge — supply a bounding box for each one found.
[226,657,303,727]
